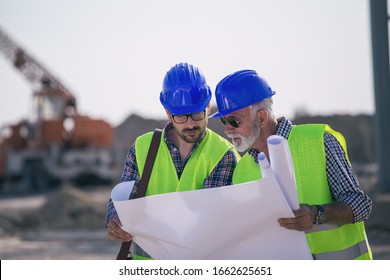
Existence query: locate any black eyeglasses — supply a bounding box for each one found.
[220,115,248,128]
[172,110,206,124]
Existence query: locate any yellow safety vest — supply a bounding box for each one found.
[132,129,236,259]
[233,124,372,260]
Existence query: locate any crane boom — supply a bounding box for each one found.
[0,27,77,117]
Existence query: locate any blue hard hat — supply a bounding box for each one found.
[210,69,275,118]
[160,63,211,115]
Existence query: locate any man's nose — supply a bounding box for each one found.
[224,124,234,134]
[186,116,197,126]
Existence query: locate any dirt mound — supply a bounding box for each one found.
[0,184,108,236]
[38,184,107,228]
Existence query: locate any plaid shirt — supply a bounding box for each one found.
[247,117,372,223]
[106,122,238,225]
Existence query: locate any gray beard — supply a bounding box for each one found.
[228,123,260,152]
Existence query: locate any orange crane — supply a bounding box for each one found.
[0,27,116,192]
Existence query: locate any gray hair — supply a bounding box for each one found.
[250,97,276,122]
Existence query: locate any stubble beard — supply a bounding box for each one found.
[175,123,207,144]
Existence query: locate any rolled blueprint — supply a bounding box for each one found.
[267,135,300,210]
[258,152,273,178]
[110,181,135,201]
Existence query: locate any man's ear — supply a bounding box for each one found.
[258,109,268,127]
[164,108,172,120]
[206,103,211,115]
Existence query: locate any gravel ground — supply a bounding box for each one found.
[0,229,120,260]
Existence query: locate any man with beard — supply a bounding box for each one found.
[106,63,239,259]
[210,69,373,260]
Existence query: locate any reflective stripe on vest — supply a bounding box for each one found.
[233,124,372,259]
[313,240,370,260]
[307,223,370,259]
[306,223,339,233]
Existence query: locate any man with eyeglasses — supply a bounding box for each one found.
[210,69,373,260]
[106,63,239,259]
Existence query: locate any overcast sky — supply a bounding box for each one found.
[0,0,375,128]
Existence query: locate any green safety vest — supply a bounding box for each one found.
[233,124,372,260]
[132,129,236,259]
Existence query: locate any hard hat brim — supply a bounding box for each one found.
[166,102,209,115]
[208,105,245,119]
[209,111,226,119]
